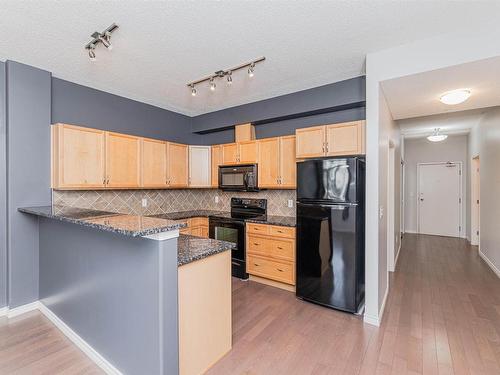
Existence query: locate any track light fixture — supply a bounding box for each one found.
[84,23,118,61]
[187,57,265,96]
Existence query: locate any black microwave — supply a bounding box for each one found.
[218,164,259,191]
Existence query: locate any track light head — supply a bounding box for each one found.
[248,62,255,78]
[88,44,97,61]
[226,71,233,85]
[190,84,197,97]
[99,31,113,50]
[209,78,216,91]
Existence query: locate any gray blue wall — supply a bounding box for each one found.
[39,218,179,374]
[0,61,6,308]
[6,61,52,308]
[191,76,366,136]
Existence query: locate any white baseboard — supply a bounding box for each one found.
[7,301,40,318]
[38,303,123,375]
[404,229,417,234]
[363,286,389,327]
[394,242,402,269]
[479,250,500,278]
[0,306,8,317]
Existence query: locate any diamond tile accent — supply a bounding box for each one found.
[52,189,296,217]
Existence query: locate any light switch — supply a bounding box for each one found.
[142,198,148,208]
[215,196,219,204]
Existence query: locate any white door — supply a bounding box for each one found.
[189,146,211,187]
[418,163,461,237]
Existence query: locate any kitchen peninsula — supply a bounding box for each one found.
[18,205,233,375]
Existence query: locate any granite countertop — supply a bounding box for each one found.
[18,205,186,237]
[150,210,296,227]
[177,234,234,266]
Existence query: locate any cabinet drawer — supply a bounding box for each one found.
[247,235,294,261]
[247,255,294,285]
[269,225,295,239]
[246,223,270,235]
[191,217,208,227]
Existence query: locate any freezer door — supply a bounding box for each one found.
[297,157,361,203]
[296,202,363,313]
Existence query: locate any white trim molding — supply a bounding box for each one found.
[0,306,8,317]
[38,303,123,375]
[6,301,40,318]
[363,285,389,327]
[479,250,500,278]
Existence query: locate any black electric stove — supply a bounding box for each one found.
[209,198,267,279]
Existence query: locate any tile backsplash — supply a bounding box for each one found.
[53,189,296,217]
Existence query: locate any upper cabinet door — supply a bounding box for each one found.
[211,145,222,188]
[222,143,238,164]
[142,138,167,188]
[326,121,365,156]
[238,141,259,164]
[52,124,106,189]
[279,135,296,189]
[105,132,141,188]
[258,138,280,188]
[167,142,189,188]
[189,146,211,188]
[295,126,326,158]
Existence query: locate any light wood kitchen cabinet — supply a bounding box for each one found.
[142,138,167,188]
[222,143,239,164]
[211,145,222,188]
[51,124,106,189]
[189,146,211,188]
[179,217,209,238]
[167,142,189,188]
[238,140,259,164]
[257,136,296,189]
[279,135,296,188]
[295,121,365,159]
[326,121,365,156]
[258,137,280,188]
[246,223,296,288]
[221,141,258,165]
[105,132,141,188]
[295,125,326,158]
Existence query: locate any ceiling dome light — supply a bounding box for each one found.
[248,62,255,78]
[427,128,448,142]
[226,71,233,85]
[209,78,216,91]
[439,89,471,105]
[190,84,197,97]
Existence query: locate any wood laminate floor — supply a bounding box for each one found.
[1,234,499,374]
[207,234,500,375]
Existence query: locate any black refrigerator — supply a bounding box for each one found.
[296,157,365,313]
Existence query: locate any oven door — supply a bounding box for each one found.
[209,217,248,279]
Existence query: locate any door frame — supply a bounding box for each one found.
[471,155,480,246]
[387,142,396,272]
[416,161,463,237]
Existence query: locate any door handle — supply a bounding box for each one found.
[420,198,424,201]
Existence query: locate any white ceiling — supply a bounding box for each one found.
[382,56,500,120]
[1,1,499,116]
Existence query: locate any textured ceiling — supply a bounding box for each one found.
[0,1,499,116]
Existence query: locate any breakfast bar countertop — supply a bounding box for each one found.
[18,205,186,237]
[177,234,234,266]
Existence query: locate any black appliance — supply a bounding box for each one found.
[209,198,267,279]
[218,164,259,192]
[296,157,365,313]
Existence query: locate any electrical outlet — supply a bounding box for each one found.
[287,199,294,208]
[215,196,219,204]
[142,198,148,208]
